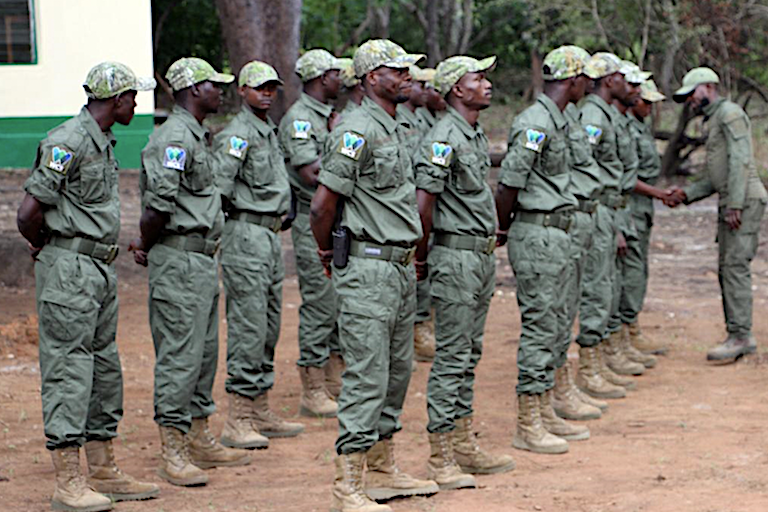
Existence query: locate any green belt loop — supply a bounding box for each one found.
[576,198,598,214]
[296,202,311,215]
[157,234,220,257]
[349,240,416,265]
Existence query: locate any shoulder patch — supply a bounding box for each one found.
[337,131,366,160]
[227,136,249,160]
[585,125,603,145]
[163,146,187,171]
[524,129,547,153]
[431,142,453,167]
[45,146,75,174]
[292,120,311,139]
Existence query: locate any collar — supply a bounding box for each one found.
[362,97,398,134]
[240,104,275,137]
[78,107,115,152]
[171,104,209,141]
[586,94,618,122]
[300,92,334,118]
[445,106,482,139]
[396,103,419,126]
[702,97,725,118]
[537,94,568,130]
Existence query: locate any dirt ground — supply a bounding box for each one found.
[1,170,768,512]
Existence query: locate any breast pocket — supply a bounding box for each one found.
[78,159,110,204]
[541,136,568,176]
[242,147,274,187]
[368,146,402,190]
[186,151,214,192]
[453,152,487,192]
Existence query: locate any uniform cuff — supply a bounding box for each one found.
[317,170,354,197]
[498,173,526,190]
[415,175,445,195]
[24,181,60,206]
[142,190,176,214]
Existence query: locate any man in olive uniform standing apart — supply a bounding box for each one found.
[213,61,305,449]
[668,67,768,362]
[496,47,591,455]
[278,49,343,413]
[310,39,439,512]
[415,55,515,490]
[130,57,250,487]
[18,62,159,512]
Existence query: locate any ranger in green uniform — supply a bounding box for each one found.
[339,58,365,114]
[278,49,344,412]
[416,70,447,131]
[668,67,768,362]
[415,55,515,490]
[310,39,439,512]
[213,61,305,450]
[131,57,250,487]
[496,48,591,455]
[17,62,158,512]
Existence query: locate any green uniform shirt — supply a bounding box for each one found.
[415,106,495,237]
[140,105,223,238]
[278,92,334,206]
[317,97,422,246]
[213,105,290,216]
[343,100,361,115]
[396,104,422,160]
[564,103,602,200]
[499,94,577,213]
[580,95,624,192]
[24,107,120,243]
[616,110,639,194]
[684,98,768,209]
[629,116,661,184]
[416,107,439,131]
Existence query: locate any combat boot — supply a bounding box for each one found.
[221,392,269,450]
[603,331,645,376]
[452,416,515,474]
[85,440,159,502]
[628,321,668,355]
[299,366,338,418]
[512,393,569,454]
[251,392,305,438]
[563,360,609,411]
[325,352,345,399]
[540,390,590,441]
[157,426,208,486]
[364,438,439,500]
[576,346,626,399]
[426,432,476,489]
[331,452,392,512]
[706,335,757,363]
[50,447,113,512]
[552,365,601,421]
[597,344,638,390]
[621,324,657,368]
[413,321,436,362]
[188,417,251,469]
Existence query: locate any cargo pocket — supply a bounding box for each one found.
[150,285,195,341]
[39,289,94,344]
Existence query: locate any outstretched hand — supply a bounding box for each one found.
[663,187,687,208]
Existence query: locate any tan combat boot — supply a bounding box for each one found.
[331,452,392,512]
[628,321,668,355]
[621,324,657,368]
[299,366,338,418]
[540,389,590,441]
[85,440,159,502]
[452,416,515,474]
[512,394,569,454]
[413,321,436,362]
[597,344,638,390]
[325,352,345,399]
[552,364,601,421]
[221,392,269,450]
[157,426,207,486]
[563,360,608,411]
[576,346,626,399]
[188,417,251,469]
[364,438,439,500]
[426,432,476,489]
[252,392,305,438]
[50,447,113,512]
[603,331,645,376]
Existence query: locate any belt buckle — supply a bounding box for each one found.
[213,238,222,255]
[542,214,551,227]
[105,244,119,264]
[485,236,496,255]
[403,247,415,266]
[273,217,282,233]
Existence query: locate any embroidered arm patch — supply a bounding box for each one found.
[227,136,249,160]
[585,125,603,145]
[524,129,546,153]
[431,142,453,167]
[292,120,311,139]
[337,131,366,160]
[163,146,187,171]
[45,146,75,174]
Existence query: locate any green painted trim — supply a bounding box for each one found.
[0,114,154,169]
[0,0,38,65]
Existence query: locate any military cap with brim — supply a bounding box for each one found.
[640,79,666,103]
[620,60,652,85]
[84,61,156,99]
[166,57,234,92]
[295,49,341,82]
[542,46,588,81]
[673,67,719,103]
[353,39,425,78]
[337,58,359,88]
[584,52,622,80]
[420,68,437,88]
[435,55,496,94]
[239,60,283,88]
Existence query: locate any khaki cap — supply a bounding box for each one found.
[673,67,719,103]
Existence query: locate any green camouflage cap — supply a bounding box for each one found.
[620,60,651,85]
[239,60,283,88]
[420,68,437,87]
[434,55,496,94]
[542,46,588,80]
[409,65,426,82]
[640,79,666,103]
[337,58,359,88]
[584,52,622,80]
[353,39,425,78]
[83,61,156,99]
[673,67,719,103]
[295,49,341,82]
[165,57,234,92]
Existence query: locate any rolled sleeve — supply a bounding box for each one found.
[212,135,242,201]
[414,142,448,194]
[498,128,535,190]
[141,144,182,213]
[284,136,320,169]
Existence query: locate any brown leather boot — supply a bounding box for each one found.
[331,452,392,512]
[220,392,269,450]
[414,321,436,362]
[552,364,601,420]
[299,366,338,418]
[325,352,345,399]
[621,324,657,368]
[51,447,113,512]
[252,392,305,438]
[563,360,609,411]
[426,432,476,490]
[157,426,208,486]
[452,416,515,474]
[188,418,251,469]
[540,389,590,441]
[512,393,569,454]
[576,346,626,399]
[85,440,159,502]
[597,344,638,390]
[603,331,645,376]
[364,438,439,500]
[628,321,668,355]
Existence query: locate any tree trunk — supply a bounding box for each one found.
[529,48,543,100]
[661,104,695,177]
[214,0,302,121]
